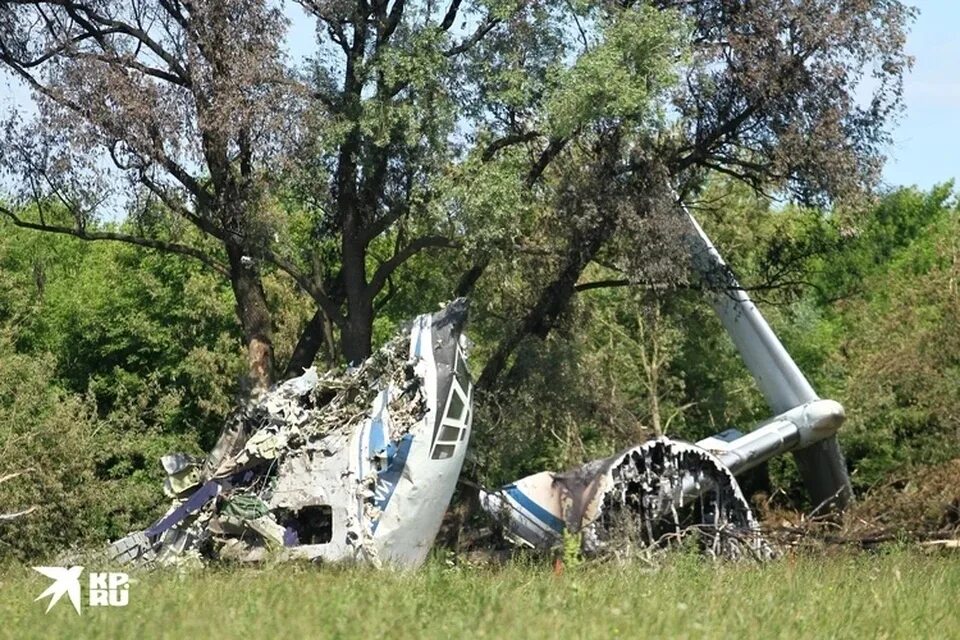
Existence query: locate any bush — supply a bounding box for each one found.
[0,342,203,560]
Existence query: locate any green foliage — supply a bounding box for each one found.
[0,344,201,559]
[545,6,685,137]
[0,346,103,559]
[817,183,955,303]
[560,529,583,568]
[0,222,245,443]
[691,184,960,494]
[0,221,241,557]
[829,194,960,488]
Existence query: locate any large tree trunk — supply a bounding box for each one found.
[335,107,374,364]
[339,225,373,363]
[477,211,619,392]
[226,244,275,390]
[284,307,337,378]
[341,299,373,365]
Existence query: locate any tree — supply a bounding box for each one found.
[468,0,915,392]
[280,0,687,370]
[0,0,295,389]
[0,0,914,397]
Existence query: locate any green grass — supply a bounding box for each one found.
[2,552,958,639]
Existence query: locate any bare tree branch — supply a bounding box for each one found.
[443,15,499,56]
[482,131,540,162]
[367,235,457,296]
[526,137,569,186]
[382,0,405,40]
[254,247,346,327]
[0,204,230,277]
[439,0,462,30]
[574,278,633,292]
[0,506,38,522]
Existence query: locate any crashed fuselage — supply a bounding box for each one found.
[269,300,475,566]
[113,300,474,568]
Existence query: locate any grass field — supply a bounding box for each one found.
[2,551,958,639]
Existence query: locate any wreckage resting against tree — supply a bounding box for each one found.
[108,203,851,567]
[110,299,475,567]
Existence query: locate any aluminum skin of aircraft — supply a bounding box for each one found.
[109,300,474,567]
[109,199,852,566]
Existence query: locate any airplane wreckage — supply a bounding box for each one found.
[108,203,852,568]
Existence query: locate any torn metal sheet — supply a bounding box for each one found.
[482,397,846,558]
[109,299,474,568]
[160,453,201,498]
[482,438,773,560]
[101,199,853,567]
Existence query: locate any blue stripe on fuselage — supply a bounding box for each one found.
[504,485,565,533]
[370,434,414,533]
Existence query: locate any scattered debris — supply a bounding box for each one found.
[851,458,960,532]
[481,438,774,561]
[761,457,960,552]
[109,299,474,568]
[102,202,863,569]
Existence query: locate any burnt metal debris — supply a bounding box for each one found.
[477,202,848,559]
[109,299,474,567]
[481,439,774,560]
[105,201,852,568]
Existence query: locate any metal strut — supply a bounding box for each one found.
[681,203,853,511]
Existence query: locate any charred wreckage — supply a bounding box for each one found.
[108,203,851,568]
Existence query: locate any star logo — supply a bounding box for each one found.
[33,566,84,615]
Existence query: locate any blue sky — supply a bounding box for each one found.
[2,1,956,191]
[882,1,960,189]
[283,2,959,190]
